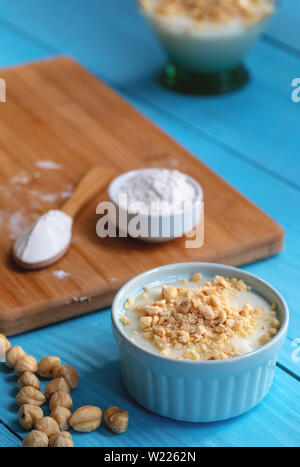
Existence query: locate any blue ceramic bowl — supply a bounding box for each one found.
[112,263,289,422]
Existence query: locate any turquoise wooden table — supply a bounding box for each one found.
[0,0,299,447]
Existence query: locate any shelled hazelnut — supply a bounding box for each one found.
[49,431,74,448]
[18,405,43,431]
[22,430,49,447]
[15,356,38,377]
[49,390,73,411]
[45,377,70,399]
[5,345,26,368]
[35,417,60,438]
[0,334,11,354]
[16,386,46,407]
[104,406,129,434]
[38,356,61,379]
[56,365,79,389]
[69,406,102,432]
[50,407,72,431]
[18,372,41,390]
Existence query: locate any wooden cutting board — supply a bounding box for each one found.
[0,57,283,336]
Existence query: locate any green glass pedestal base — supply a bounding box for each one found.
[161,62,249,95]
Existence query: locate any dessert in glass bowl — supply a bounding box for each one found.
[138,0,277,94]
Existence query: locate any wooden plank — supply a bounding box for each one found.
[0,57,283,335]
[265,0,300,51]
[0,423,20,447]
[0,312,299,447]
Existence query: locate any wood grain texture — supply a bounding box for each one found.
[0,423,20,447]
[0,312,299,447]
[0,57,283,335]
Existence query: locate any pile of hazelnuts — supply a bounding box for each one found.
[0,333,129,447]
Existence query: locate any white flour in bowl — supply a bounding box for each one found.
[118,169,198,214]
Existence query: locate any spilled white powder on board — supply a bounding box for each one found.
[36,160,62,170]
[9,211,33,240]
[41,193,59,203]
[53,270,70,279]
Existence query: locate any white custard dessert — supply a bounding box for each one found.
[139,0,275,72]
[120,274,280,360]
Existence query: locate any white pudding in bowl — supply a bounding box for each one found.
[120,273,280,361]
[139,0,275,73]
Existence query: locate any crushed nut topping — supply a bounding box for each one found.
[131,275,280,360]
[124,296,135,309]
[139,0,274,24]
[120,316,131,325]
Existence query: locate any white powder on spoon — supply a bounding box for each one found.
[119,169,197,214]
[13,210,73,265]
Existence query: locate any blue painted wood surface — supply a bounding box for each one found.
[0,0,299,447]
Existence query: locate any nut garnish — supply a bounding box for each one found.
[132,275,280,360]
[69,405,102,432]
[45,377,70,399]
[38,356,61,379]
[124,296,135,309]
[18,372,41,390]
[104,406,129,434]
[15,356,38,377]
[18,405,43,431]
[22,430,49,447]
[49,431,74,448]
[49,390,73,411]
[120,316,131,325]
[35,417,60,437]
[5,345,26,368]
[50,407,72,431]
[191,273,202,283]
[139,0,274,24]
[16,386,46,407]
[56,365,79,389]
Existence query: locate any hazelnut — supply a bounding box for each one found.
[49,390,73,411]
[16,386,46,407]
[49,431,74,448]
[35,416,60,437]
[162,285,178,300]
[0,334,11,357]
[38,356,61,379]
[5,345,26,368]
[56,365,79,389]
[18,404,43,431]
[104,406,129,434]
[15,355,38,377]
[45,377,70,399]
[50,407,72,431]
[22,429,49,447]
[69,405,102,432]
[18,372,41,390]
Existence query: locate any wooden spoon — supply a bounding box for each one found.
[13,166,115,270]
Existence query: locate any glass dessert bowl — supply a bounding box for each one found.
[138,0,278,95]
